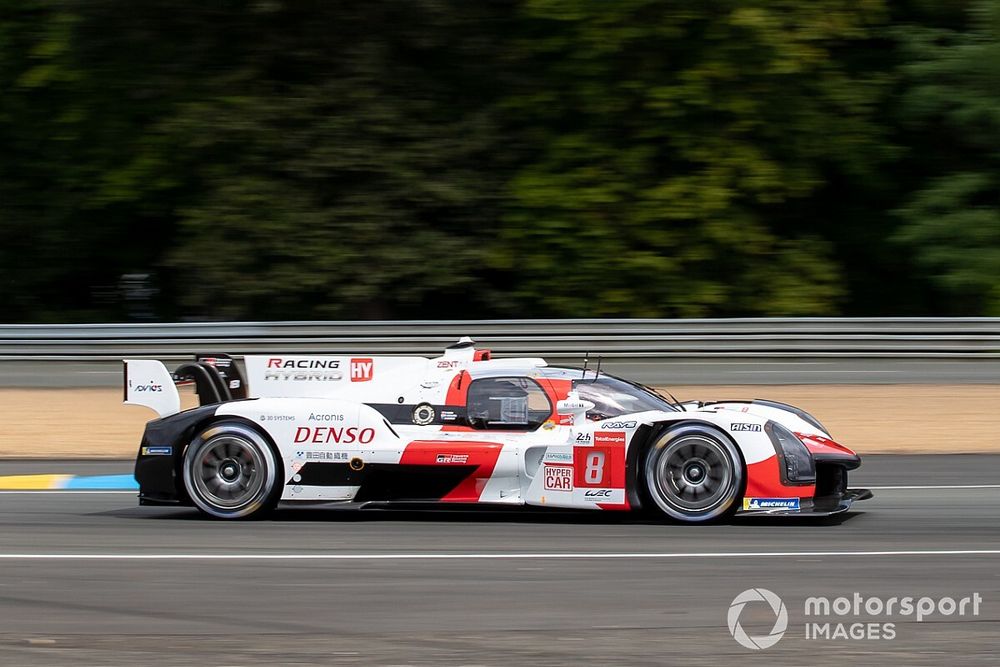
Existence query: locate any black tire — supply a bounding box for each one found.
[182,421,281,519]
[643,424,743,523]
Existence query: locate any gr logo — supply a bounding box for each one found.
[727,587,788,650]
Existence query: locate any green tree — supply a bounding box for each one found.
[161,1,517,319]
[493,0,890,316]
[0,1,517,321]
[1,0,982,322]
[0,1,203,320]
[895,0,1000,314]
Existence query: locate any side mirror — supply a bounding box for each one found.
[556,392,594,426]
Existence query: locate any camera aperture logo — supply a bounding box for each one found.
[728,588,788,650]
[728,588,984,649]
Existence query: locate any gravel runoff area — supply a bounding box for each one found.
[0,384,995,458]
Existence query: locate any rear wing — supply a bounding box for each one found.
[123,354,248,417]
[123,359,180,417]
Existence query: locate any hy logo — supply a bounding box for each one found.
[350,358,374,382]
[727,588,788,650]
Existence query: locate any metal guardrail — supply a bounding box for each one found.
[2,319,1000,361]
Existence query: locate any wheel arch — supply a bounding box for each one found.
[180,416,285,519]
[136,406,281,506]
[180,415,285,485]
[626,419,748,512]
[136,404,222,505]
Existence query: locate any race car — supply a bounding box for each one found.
[124,338,871,522]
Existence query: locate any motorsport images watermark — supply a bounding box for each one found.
[727,588,984,650]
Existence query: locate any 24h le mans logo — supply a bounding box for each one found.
[727,588,788,650]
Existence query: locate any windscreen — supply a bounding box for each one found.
[572,375,677,420]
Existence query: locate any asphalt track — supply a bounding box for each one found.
[0,455,998,666]
[6,358,1000,386]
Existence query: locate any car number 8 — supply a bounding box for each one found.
[584,451,606,485]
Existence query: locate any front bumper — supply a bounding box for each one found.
[740,452,872,517]
[739,487,873,517]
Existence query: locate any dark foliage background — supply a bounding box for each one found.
[1,0,995,321]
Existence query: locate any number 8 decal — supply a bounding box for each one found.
[574,438,625,489]
[584,451,606,485]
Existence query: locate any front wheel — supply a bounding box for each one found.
[182,421,281,519]
[643,424,743,523]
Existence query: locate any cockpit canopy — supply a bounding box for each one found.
[466,376,553,430]
[541,368,678,420]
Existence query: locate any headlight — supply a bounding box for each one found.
[766,421,816,484]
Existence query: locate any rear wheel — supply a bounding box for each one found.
[183,421,281,519]
[643,424,743,523]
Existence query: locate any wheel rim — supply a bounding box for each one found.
[191,433,267,510]
[650,435,735,513]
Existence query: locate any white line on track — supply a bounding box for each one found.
[0,550,998,561]
[868,484,1000,490]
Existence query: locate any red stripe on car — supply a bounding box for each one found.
[400,440,503,502]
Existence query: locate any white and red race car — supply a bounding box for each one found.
[125,338,870,522]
